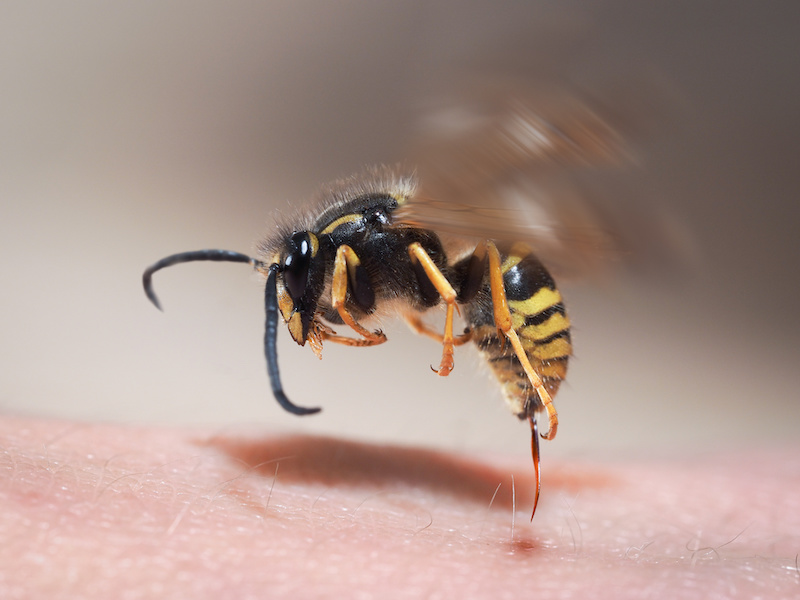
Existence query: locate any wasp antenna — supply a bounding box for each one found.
[264,265,322,416]
[529,414,542,521]
[142,249,258,311]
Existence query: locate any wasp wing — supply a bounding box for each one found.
[394,80,650,278]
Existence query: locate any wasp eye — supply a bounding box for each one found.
[283,232,312,301]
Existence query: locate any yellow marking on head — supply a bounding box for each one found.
[308,232,319,257]
[508,287,563,316]
[520,313,571,341]
[277,276,306,344]
[277,286,294,322]
[287,313,305,345]
[320,213,363,235]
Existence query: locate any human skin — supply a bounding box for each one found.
[1,414,798,599]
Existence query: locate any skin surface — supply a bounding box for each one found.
[1,414,798,600]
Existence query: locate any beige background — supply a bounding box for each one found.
[1,1,798,460]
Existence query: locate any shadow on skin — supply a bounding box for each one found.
[201,433,615,510]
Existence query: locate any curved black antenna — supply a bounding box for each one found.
[143,249,257,311]
[143,249,320,416]
[264,264,322,415]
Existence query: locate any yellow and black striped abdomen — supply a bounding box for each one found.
[465,244,571,419]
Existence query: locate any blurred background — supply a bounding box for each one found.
[1,1,798,459]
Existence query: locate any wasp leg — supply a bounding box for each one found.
[404,313,473,346]
[487,241,558,440]
[320,330,384,347]
[407,242,461,376]
[304,320,378,363]
[332,245,387,346]
[529,414,542,520]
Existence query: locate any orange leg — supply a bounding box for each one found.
[404,313,473,346]
[321,330,383,347]
[486,241,558,441]
[407,243,460,376]
[331,245,387,346]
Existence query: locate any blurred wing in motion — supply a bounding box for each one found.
[396,79,663,278]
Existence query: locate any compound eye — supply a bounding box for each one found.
[283,232,312,301]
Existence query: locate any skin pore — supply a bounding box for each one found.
[1,414,798,599]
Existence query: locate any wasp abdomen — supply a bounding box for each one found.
[462,245,571,419]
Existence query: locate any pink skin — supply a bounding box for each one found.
[1,414,798,599]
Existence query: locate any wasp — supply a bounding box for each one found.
[143,84,629,518]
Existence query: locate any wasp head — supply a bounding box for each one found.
[272,231,326,346]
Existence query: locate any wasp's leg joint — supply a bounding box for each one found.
[404,313,473,346]
[331,245,387,346]
[407,242,461,376]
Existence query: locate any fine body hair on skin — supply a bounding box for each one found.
[1,414,798,599]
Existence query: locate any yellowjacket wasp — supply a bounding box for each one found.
[143,83,628,517]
